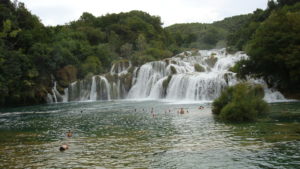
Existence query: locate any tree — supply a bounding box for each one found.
[120,43,133,58]
[243,8,300,93]
[212,83,269,122]
[136,34,147,51]
[277,0,299,6]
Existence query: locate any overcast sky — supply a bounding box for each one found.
[18,0,268,26]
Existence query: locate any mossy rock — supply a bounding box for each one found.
[105,73,119,83]
[223,73,233,84]
[191,50,199,56]
[194,64,205,72]
[164,59,170,66]
[127,66,135,74]
[170,66,177,74]
[56,65,78,88]
[111,59,130,72]
[205,55,218,67]
[171,60,177,64]
[162,75,172,97]
[120,73,133,91]
[84,72,94,80]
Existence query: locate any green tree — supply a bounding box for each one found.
[243,7,300,93]
[212,83,269,122]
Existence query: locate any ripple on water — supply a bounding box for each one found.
[0,101,299,168]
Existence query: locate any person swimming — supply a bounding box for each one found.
[198,106,204,110]
[67,130,72,137]
[59,144,69,151]
[179,108,185,114]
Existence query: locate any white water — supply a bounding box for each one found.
[89,76,97,101]
[48,82,68,103]
[49,49,286,103]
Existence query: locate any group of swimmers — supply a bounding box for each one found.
[59,130,72,151]
[134,105,205,116]
[59,105,205,151]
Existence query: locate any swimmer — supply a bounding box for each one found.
[67,130,72,137]
[180,108,185,114]
[198,106,204,110]
[59,144,69,151]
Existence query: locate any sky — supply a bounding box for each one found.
[18,0,268,27]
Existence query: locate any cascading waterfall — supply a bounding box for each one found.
[89,76,97,101]
[48,49,286,103]
[47,81,68,103]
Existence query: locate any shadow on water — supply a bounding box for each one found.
[0,101,299,168]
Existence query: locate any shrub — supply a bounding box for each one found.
[212,83,269,122]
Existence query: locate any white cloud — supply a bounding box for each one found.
[18,0,268,26]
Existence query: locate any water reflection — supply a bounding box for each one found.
[0,101,299,168]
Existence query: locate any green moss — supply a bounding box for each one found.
[170,66,177,74]
[194,64,205,72]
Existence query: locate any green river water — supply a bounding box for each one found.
[0,101,300,168]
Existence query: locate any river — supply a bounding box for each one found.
[0,101,299,168]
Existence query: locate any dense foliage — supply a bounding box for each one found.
[0,0,173,106]
[212,83,269,122]
[229,1,300,98]
[1,0,299,107]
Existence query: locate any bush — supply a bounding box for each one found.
[212,83,269,122]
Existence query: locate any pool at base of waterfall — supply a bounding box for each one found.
[0,100,300,168]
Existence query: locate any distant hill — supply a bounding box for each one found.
[165,14,252,50]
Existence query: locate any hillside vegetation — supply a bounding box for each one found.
[0,0,299,107]
[0,0,173,106]
[228,0,300,98]
[165,14,251,50]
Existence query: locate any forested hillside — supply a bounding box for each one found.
[165,14,251,50]
[0,0,299,107]
[229,0,300,98]
[0,0,174,106]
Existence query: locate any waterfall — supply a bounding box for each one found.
[47,49,286,103]
[89,76,97,101]
[127,49,285,102]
